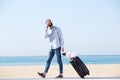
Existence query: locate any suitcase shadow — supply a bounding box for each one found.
[85,77,120,79]
[63,77,120,79]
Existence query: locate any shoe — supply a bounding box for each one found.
[55,75,63,78]
[37,72,45,78]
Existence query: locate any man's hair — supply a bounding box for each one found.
[46,19,52,23]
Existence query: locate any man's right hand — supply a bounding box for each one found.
[46,25,48,29]
[46,23,49,29]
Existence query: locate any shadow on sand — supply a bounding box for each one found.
[1,77,120,80]
[64,76,120,79]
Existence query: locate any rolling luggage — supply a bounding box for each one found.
[62,52,90,78]
[70,56,89,78]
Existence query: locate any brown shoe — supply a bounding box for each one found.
[37,72,45,78]
[55,75,63,78]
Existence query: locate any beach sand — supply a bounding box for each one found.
[0,64,120,80]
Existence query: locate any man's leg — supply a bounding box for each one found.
[38,49,55,78]
[55,47,63,76]
[44,49,55,73]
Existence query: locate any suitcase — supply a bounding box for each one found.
[70,56,90,78]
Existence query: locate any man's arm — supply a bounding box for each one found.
[45,29,49,39]
[58,28,64,51]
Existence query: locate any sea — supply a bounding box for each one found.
[0,55,120,66]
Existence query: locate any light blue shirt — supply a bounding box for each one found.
[45,26,64,49]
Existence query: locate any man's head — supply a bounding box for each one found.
[46,19,53,27]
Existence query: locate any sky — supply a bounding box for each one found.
[0,0,120,56]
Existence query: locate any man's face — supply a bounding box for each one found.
[46,19,52,27]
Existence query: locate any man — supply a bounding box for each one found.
[38,19,64,78]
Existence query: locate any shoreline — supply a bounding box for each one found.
[0,64,120,79]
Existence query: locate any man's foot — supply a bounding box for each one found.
[37,72,45,78]
[55,74,63,78]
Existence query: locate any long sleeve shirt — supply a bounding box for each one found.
[45,26,64,49]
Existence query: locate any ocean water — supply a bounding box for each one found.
[0,55,120,66]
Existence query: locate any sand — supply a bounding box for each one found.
[0,64,120,79]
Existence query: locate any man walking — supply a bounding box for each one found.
[38,19,64,78]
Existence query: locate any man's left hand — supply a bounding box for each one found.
[62,47,64,52]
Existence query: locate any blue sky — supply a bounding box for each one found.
[0,0,120,56]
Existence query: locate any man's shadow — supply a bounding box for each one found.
[1,77,120,80]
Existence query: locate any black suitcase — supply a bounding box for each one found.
[70,56,90,78]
